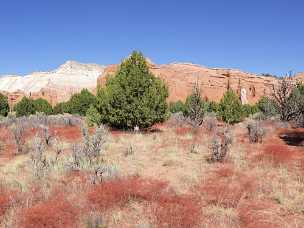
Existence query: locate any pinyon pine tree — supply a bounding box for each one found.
[183,82,205,127]
[218,90,243,124]
[97,51,169,129]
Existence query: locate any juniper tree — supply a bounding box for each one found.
[96,51,169,129]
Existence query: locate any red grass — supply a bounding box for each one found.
[0,193,11,217]
[199,167,256,208]
[88,176,168,211]
[175,127,193,136]
[257,144,295,165]
[152,194,201,228]
[20,196,79,228]
[238,200,282,228]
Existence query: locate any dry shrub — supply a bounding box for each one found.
[204,113,217,132]
[200,166,256,208]
[209,128,233,162]
[152,194,201,228]
[238,200,284,228]
[257,144,295,165]
[247,121,265,143]
[88,177,168,212]
[20,196,79,228]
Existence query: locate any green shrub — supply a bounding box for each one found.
[242,104,259,117]
[169,100,185,113]
[0,93,9,117]
[86,105,102,127]
[183,83,205,127]
[206,101,220,113]
[96,51,169,129]
[14,97,36,117]
[33,98,53,115]
[68,89,96,116]
[218,90,243,124]
[257,96,278,117]
[53,102,71,114]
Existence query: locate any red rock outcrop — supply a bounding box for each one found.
[97,63,291,104]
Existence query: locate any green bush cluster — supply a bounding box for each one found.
[170,89,259,124]
[256,96,278,117]
[0,93,9,117]
[169,100,185,113]
[14,97,53,117]
[52,89,96,116]
[218,90,244,124]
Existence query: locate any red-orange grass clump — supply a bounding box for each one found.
[200,166,256,208]
[20,196,79,228]
[257,144,295,165]
[175,127,193,136]
[238,200,282,228]
[152,194,201,228]
[88,176,168,211]
[0,193,11,217]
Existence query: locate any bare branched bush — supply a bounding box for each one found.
[86,213,106,228]
[70,125,108,172]
[124,145,134,157]
[51,137,63,162]
[0,140,3,154]
[81,124,108,164]
[247,121,265,143]
[71,143,84,170]
[90,165,119,184]
[272,77,296,121]
[204,113,217,132]
[210,128,232,162]
[39,125,52,146]
[30,135,49,178]
[81,124,91,152]
[10,120,27,154]
[41,114,83,126]
[166,112,188,128]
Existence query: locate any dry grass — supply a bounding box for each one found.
[0,119,303,227]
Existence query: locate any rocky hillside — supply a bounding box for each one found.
[98,62,293,104]
[0,61,105,107]
[1,60,303,108]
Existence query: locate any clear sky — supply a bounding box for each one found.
[0,0,303,76]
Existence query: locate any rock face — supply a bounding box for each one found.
[97,62,290,104]
[295,72,304,81]
[0,61,105,108]
[1,60,303,110]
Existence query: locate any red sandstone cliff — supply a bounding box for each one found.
[97,62,291,104]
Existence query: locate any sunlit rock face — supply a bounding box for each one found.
[98,62,292,104]
[0,61,105,107]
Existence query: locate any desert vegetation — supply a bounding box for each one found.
[0,52,304,227]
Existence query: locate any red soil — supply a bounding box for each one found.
[49,126,82,142]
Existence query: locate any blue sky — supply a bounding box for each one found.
[0,0,303,76]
